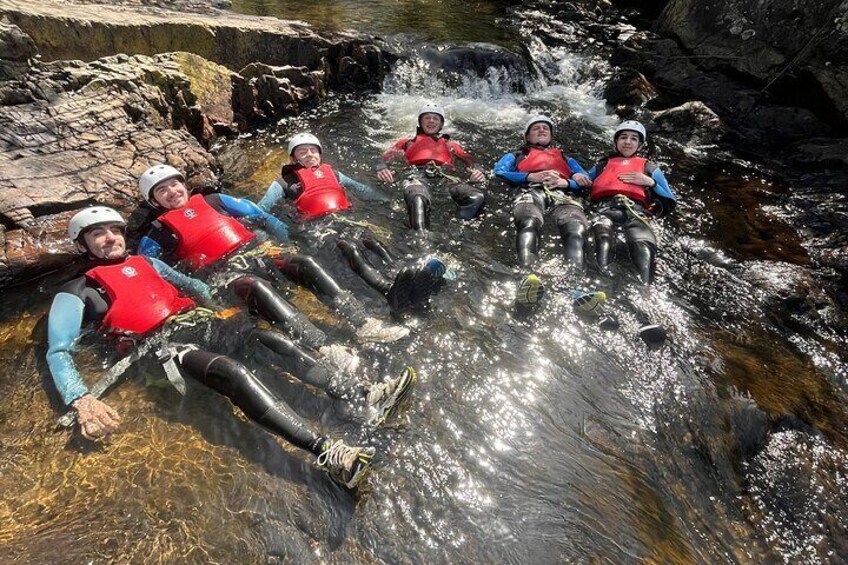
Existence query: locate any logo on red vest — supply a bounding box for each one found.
[184,208,197,219]
[314,169,325,178]
[622,159,630,165]
[121,266,138,278]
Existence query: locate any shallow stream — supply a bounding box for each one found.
[1,1,846,563]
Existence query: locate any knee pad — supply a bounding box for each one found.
[558,220,587,269]
[180,350,252,399]
[230,276,271,305]
[592,218,614,241]
[516,215,542,234]
[559,219,587,239]
[458,191,485,220]
[403,183,431,206]
[289,254,343,298]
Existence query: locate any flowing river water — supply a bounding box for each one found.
[1,1,847,563]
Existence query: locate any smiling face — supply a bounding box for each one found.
[292,144,322,168]
[526,121,552,146]
[76,223,127,260]
[152,177,190,210]
[419,112,444,135]
[614,130,643,157]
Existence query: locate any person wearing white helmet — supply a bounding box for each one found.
[137,163,336,346]
[584,120,677,285]
[375,103,487,230]
[137,163,409,345]
[493,114,595,304]
[45,206,414,487]
[260,133,448,314]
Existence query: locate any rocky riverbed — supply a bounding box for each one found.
[1,1,847,563]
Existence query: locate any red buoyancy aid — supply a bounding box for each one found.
[516,147,573,178]
[87,256,195,337]
[404,134,453,166]
[293,164,351,220]
[590,156,650,205]
[158,194,255,270]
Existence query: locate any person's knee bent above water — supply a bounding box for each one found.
[375,103,487,230]
[261,133,446,314]
[136,164,402,343]
[47,207,380,487]
[585,120,677,285]
[493,115,593,270]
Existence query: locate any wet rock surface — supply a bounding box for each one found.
[0,1,388,288]
[657,0,848,130]
[0,44,219,285]
[0,0,386,91]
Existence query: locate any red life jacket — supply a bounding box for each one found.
[86,256,195,337]
[516,147,573,178]
[158,194,255,270]
[404,134,453,166]
[293,164,351,220]
[590,156,650,205]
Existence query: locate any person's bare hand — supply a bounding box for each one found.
[468,169,486,183]
[571,172,592,188]
[618,171,654,186]
[527,170,558,184]
[377,168,395,183]
[543,176,569,189]
[73,395,121,440]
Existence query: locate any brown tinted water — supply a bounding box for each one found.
[2,2,847,563]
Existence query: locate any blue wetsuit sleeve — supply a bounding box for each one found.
[258,180,285,212]
[137,235,163,258]
[648,167,677,216]
[586,165,599,181]
[493,153,529,185]
[338,172,389,201]
[149,257,213,302]
[565,157,590,191]
[218,193,290,241]
[46,292,89,406]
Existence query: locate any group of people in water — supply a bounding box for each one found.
[44,104,676,489]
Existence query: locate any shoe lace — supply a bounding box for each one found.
[316,440,357,471]
[367,382,388,405]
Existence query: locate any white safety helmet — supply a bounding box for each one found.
[68,206,126,241]
[417,103,445,124]
[138,164,184,204]
[287,133,322,156]
[523,114,555,139]
[614,120,647,143]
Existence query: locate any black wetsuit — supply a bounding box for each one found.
[46,256,356,456]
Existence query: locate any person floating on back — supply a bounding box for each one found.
[137,164,408,344]
[493,114,593,304]
[46,207,415,488]
[261,133,447,314]
[376,103,487,231]
[585,120,677,286]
